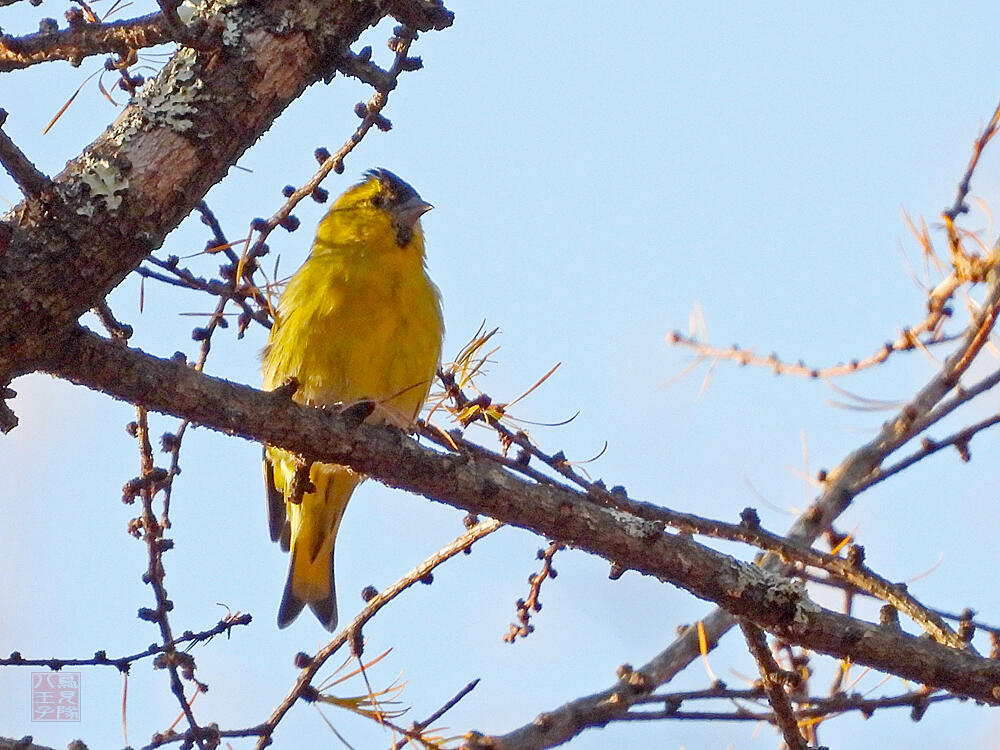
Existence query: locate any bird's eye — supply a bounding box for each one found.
[370,193,386,208]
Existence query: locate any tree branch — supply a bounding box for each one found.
[0,0,453,412]
[0,109,50,196]
[418,237,1000,747]
[0,613,251,671]
[45,327,1000,716]
[739,620,808,750]
[0,13,177,72]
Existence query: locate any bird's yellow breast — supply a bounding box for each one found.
[263,219,443,426]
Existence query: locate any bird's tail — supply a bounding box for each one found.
[277,465,361,631]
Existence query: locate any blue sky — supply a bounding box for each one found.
[3,2,1000,748]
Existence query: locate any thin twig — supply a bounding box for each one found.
[504,541,564,643]
[255,517,502,750]
[389,679,481,750]
[92,299,133,342]
[943,96,1000,223]
[738,620,808,749]
[0,614,252,671]
[430,371,965,649]
[481,96,1000,750]
[132,407,208,750]
[667,327,961,380]
[243,24,423,266]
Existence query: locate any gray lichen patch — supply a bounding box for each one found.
[131,47,205,134]
[180,0,247,48]
[605,506,664,541]
[275,4,323,34]
[65,155,130,217]
[733,565,819,626]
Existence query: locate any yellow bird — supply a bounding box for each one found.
[262,169,444,630]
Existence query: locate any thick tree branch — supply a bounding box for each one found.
[45,327,1000,714]
[0,109,51,196]
[488,249,1000,748]
[0,0,453,417]
[0,739,57,750]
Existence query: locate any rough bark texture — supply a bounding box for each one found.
[5,5,997,748]
[0,0,451,384]
[47,327,1000,708]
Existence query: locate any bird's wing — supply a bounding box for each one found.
[263,447,290,550]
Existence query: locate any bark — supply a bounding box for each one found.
[0,0,452,394]
[47,326,1000,708]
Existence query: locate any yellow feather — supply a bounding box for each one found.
[262,170,443,630]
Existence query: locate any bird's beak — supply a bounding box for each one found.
[395,196,433,227]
